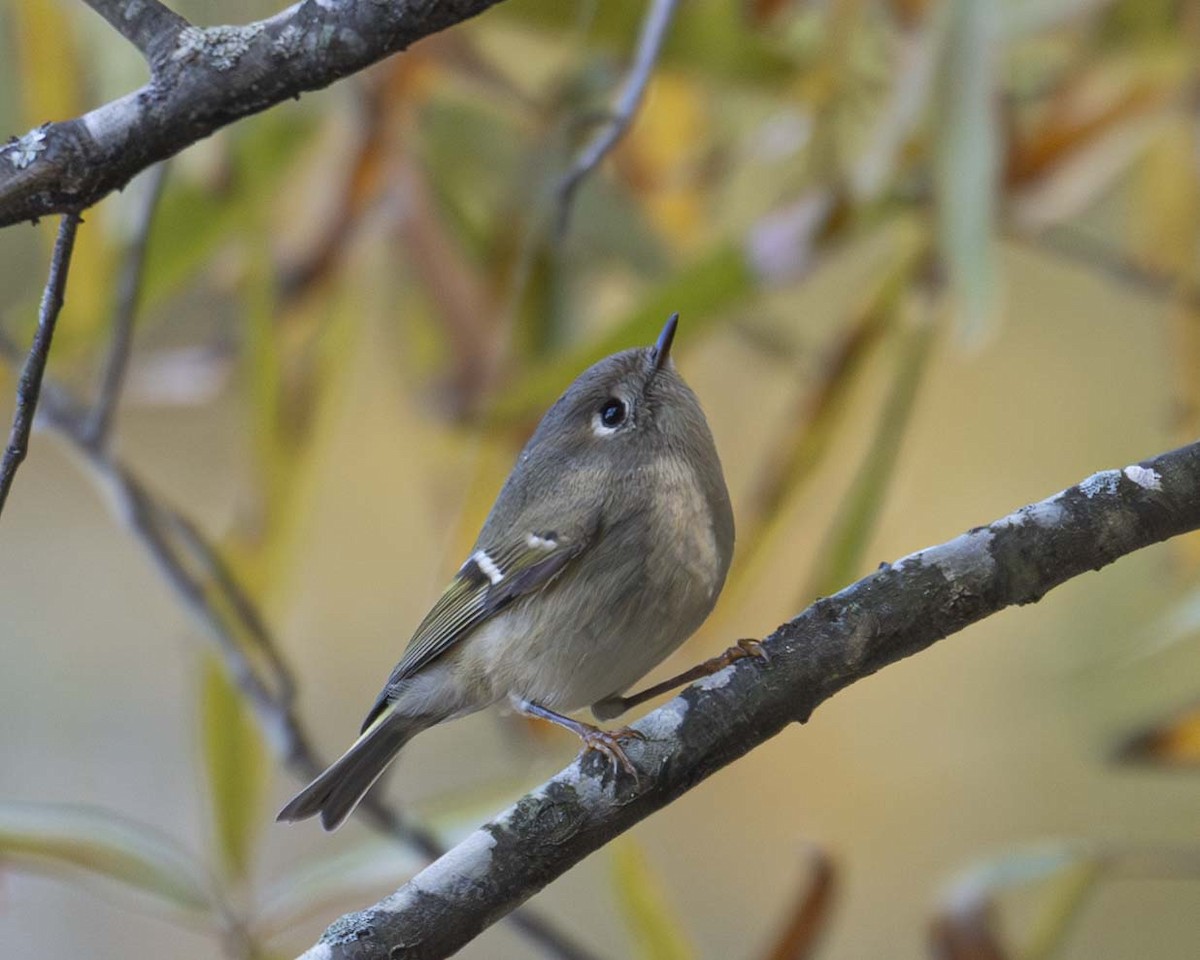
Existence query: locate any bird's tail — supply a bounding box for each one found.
[277,710,418,831]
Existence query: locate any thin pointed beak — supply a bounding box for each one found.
[651,312,679,372]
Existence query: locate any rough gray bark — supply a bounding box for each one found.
[300,441,1200,960]
[0,0,506,227]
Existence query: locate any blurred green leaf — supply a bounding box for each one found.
[934,0,1000,341]
[742,223,924,543]
[142,111,315,311]
[421,98,527,260]
[0,803,215,920]
[487,242,755,421]
[942,842,1200,960]
[805,293,937,601]
[1002,0,1120,40]
[494,0,797,89]
[612,838,695,960]
[1022,858,1100,960]
[242,210,288,503]
[937,845,1085,960]
[1130,117,1200,278]
[257,840,423,940]
[201,652,268,885]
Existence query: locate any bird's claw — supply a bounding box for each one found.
[578,726,645,780]
[722,637,770,666]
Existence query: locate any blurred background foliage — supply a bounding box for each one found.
[1,0,1200,958]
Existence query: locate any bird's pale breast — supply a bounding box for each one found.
[457,454,725,713]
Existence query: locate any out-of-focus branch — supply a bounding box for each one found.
[556,0,680,237]
[0,0,509,227]
[0,337,602,960]
[760,846,837,960]
[79,0,191,69]
[301,441,1200,960]
[0,213,80,520]
[82,162,169,449]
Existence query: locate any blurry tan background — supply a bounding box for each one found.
[2,1,1199,959]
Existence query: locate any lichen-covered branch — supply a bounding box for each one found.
[301,441,1200,960]
[0,0,506,227]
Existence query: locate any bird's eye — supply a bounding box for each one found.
[599,398,627,428]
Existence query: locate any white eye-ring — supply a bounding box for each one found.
[592,397,629,437]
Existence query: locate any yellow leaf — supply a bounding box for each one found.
[622,73,709,248]
[200,653,268,885]
[1131,118,1200,278]
[9,1,113,339]
[0,802,214,920]
[11,0,81,126]
[611,838,694,960]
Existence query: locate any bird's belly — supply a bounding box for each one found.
[459,457,727,714]
[462,561,719,713]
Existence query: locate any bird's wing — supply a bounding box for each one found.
[360,528,589,732]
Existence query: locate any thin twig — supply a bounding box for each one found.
[78,0,191,69]
[161,507,298,707]
[1027,227,1179,302]
[0,213,80,520]
[82,162,169,450]
[555,0,680,238]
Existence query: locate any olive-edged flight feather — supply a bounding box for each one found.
[360,530,588,732]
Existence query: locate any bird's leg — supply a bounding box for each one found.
[514,698,645,778]
[593,638,769,719]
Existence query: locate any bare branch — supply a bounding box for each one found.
[81,162,169,450]
[0,213,80,519]
[0,0,508,227]
[300,442,1200,960]
[555,0,680,237]
[79,0,191,69]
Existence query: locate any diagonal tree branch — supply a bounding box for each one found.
[300,441,1200,960]
[0,0,508,227]
[555,0,680,238]
[79,0,192,69]
[0,212,81,519]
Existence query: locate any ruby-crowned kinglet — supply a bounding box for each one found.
[278,313,735,830]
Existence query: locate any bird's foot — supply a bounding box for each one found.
[577,724,646,779]
[514,698,646,780]
[716,637,770,668]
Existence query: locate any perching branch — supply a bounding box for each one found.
[0,213,80,519]
[0,0,507,227]
[301,441,1200,960]
[556,0,681,237]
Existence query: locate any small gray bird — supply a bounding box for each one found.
[278,314,738,830]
